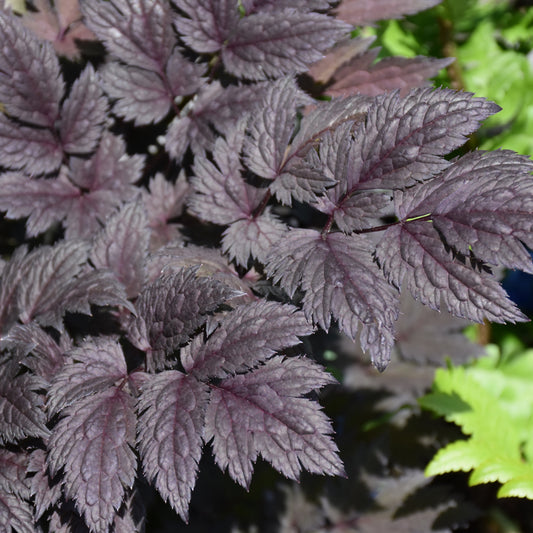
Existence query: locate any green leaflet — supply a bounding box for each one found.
[419,345,533,499]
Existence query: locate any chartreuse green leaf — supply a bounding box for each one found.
[420,347,533,499]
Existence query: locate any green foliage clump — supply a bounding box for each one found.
[420,341,533,499]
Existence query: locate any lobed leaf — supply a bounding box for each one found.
[221,10,350,80]
[82,0,175,72]
[47,388,137,533]
[0,11,63,127]
[131,267,239,370]
[0,171,80,238]
[47,337,128,416]
[221,211,286,266]
[334,0,441,25]
[266,229,398,370]
[205,356,343,489]
[59,65,107,154]
[375,219,526,324]
[27,449,61,520]
[0,491,35,533]
[137,371,208,521]
[91,202,149,298]
[0,361,49,445]
[182,300,314,379]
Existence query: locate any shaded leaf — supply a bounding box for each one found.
[205,356,342,489]
[27,449,61,520]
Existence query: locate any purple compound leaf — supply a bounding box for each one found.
[244,77,313,181]
[188,122,263,225]
[47,387,137,533]
[0,491,35,533]
[90,202,149,299]
[130,267,240,370]
[182,300,314,379]
[266,229,399,371]
[27,449,62,521]
[1,323,66,383]
[205,356,342,489]
[47,337,129,417]
[394,150,533,273]
[0,449,30,498]
[137,371,208,522]
[375,219,526,324]
[59,65,107,154]
[334,0,442,25]
[0,114,63,175]
[0,171,80,238]
[0,11,64,127]
[174,0,239,54]
[0,360,49,445]
[221,211,286,266]
[221,10,350,80]
[82,0,175,72]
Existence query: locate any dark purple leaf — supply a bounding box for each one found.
[0,114,62,174]
[174,0,239,53]
[334,0,442,25]
[0,449,30,498]
[82,0,175,72]
[266,229,399,370]
[326,55,454,98]
[165,48,206,97]
[47,337,128,417]
[143,172,188,246]
[47,388,137,533]
[69,132,144,192]
[0,171,80,237]
[243,0,333,13]
[130,267,239,370]
[137,371,208,521]
[221,211,286,266]
[0,361,49,444]
[145,244,254,303]
[112,490,145,533]
[343,88,500,191]
[165,82,265,161]
[0,491,35,533]
[59,65,107,154]
[15,241,89,326]
[221,10,350,80]
[91,202,149,298]
[395,150,533,273]
[375,219,526,324]
[182,300,314,379]
[27,449,61,520]
[2,323,66,382]
[244,77,313,181]
[101,62,174,125]
[0,11,64,127]
[205,356,342,488]
[188,123,264,225]
[0,246,30,334]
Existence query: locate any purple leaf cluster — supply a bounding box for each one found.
[0,0,531,530]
